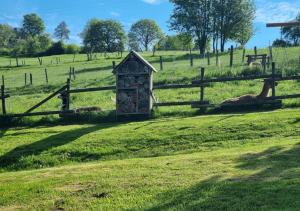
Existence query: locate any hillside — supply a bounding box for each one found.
[0,47,300,210]
[0,47,299,118]
[0,108,300,210]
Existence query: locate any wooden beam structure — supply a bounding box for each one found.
[266,21,300,28]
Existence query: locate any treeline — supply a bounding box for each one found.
[0,14,79,57]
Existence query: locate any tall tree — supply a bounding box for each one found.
[282,13,300,46]
[22,13,45,37]
[54,21,70,41]
[82,19,126,60]
[128,19,163,51]
[213,0,255,52]
[169,0,212,55]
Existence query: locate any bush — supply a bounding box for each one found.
[272,39,291,47]
[46,41,65,56]
[64,44,80,54]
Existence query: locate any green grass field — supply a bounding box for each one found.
[0,47,300,210]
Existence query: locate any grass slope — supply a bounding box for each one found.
[0,109,300,210]
[0,47,299,118]
[0,108,300,210]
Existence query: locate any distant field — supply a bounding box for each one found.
[0,47,299,117]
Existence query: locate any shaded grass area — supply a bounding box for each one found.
[0,108,299,172]
[0,132,300,210]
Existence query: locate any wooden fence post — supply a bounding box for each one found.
[66,79,70,110]
[160,56,163,71]
[45,68,48,84]
[262,56,266,73]
[272,62,276,98]
[200,67,205,102]
[254,46,257,57]
[72,67,76,80]
[112,61,116,70]
[30,73,33,85]
[190,54,193,67]
[1,75,4,86]
[269,46,273,61]
[1,85,6,115]
[242,48,246,63]
[207,52,210,65]
[230,45,234,67]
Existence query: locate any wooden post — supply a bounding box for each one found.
[272,62,276,98]
[160,56,163,71]
[1,85,6,115]
[190,54,193,67]
[72,67,76,80]
[25,73,27,86]
[267,56,270,69]
[45,68,48,84]
[30,73,33,85]
[262,56,266,73]
[112,61,116,70]
[269,46,273,61]
[230,45,234,67]
[1,75,4,86]
[66,79,70,110]
[254,46,257,56]
[242,48,246,63]
[200,67,205,102]
[207,52,210,65]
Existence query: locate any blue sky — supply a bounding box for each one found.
[0,0,299,48]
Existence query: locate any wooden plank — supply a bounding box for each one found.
[69,86,116,93]
[267,22,300,27]
[192,74,280,84]
[25,85,67,114]
[1,85,6,115]
[153,84,207,90]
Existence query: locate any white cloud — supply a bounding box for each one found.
[110,11,120,17]
[255,1,300,23]
[142,0,163,5]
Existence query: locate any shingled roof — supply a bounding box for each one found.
[113,51,157,74]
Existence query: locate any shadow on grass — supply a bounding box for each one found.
[0,124,116,171]
[74,65,113,75]
[137,143,300,210]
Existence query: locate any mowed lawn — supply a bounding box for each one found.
[0,108,300,210]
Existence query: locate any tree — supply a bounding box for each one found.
[82,19,126,60]
[99,20,126,53]
[169,0,255,53]
[232,18,254,48]
[169,0,212,55]
[22,13,45,37]
[213,0,255,52]
[128,19,163,51]
[282,13,300,46]
[0,24,16,54]
[54,21,70,41]
[272,39,291,47]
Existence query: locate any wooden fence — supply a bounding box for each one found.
[1,62,300,118]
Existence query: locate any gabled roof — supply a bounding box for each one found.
[113,51,157,74]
